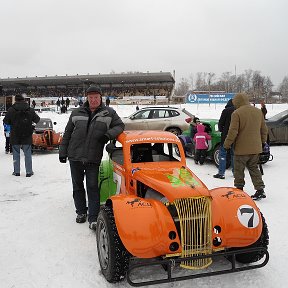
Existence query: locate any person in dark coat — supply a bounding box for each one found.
[3,94,40,177]
[56,98,61,111]
[59,85,124,230]
[190,117,200,139]
[260,100,267,120]
[65,97,70,108]
[105,96,110,107]
[224,93,268,200]
[60,104,67,114]
[31,100,36,108]
[213,98,235,179]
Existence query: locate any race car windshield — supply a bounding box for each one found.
[131,142,179,163]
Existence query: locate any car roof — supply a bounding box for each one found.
[117,130,180,144]
[139,106,180,110]
[38,118,52,122]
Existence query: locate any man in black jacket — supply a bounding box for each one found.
[213,98,235,179]
[59,85,124,230]
[3,94,40,177]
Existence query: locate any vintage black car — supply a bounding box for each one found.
[266,109,288,144]
[34,118,55,133]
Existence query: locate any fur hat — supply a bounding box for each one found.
[15,94,25,102]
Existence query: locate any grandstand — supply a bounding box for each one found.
[0,72,175,103]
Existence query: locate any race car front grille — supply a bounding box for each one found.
[173,197,212,269]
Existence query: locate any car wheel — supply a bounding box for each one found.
[213,144,231,168]
[213,145,221,167]
[166,127,181,136]
[96,205,130,283]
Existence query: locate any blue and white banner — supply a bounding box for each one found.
[186,93,235,104]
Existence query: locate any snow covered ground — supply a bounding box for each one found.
[1,103,288,288]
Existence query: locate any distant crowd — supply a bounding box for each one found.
[2,86,172,99]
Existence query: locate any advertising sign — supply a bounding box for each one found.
[186,93,235,104]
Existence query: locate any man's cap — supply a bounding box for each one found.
[15,94,25,102]
[86,85,102,95]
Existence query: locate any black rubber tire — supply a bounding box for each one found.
[213,144,221,167]
[96,205,130,283]
[166,127,181,136]
[213,144,231,169]
[234,213,269,264]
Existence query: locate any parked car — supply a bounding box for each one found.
[266,109,288,144]
[32,118,63,150]
[96,130,269,286]
[176,118,273,167]
[175,119,228,167]
[122,106,193,135]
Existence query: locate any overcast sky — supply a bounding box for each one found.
[1,0,287,88]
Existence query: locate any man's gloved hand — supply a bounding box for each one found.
[99,135,110,145]
[59,156,67,163]
[223,144,230,151]
[223,145,230,153]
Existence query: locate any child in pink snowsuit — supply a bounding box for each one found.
[193,124,211,165]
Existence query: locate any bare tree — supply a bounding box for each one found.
[243,69,253,94]
[279,76,288,100]
[174,78,190,96]
[195,72,205,91]
[219,72,232,92]
[176,69,278,102]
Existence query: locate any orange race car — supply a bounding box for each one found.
[32,118,63,151]
[97,130,269,286]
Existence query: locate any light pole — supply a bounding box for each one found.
[207,73,215,107]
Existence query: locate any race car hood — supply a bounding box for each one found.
[131,165,210,201]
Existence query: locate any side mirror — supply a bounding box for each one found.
[53,122,57,125]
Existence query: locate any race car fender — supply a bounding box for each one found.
[210,187,263,248]
[108,195,181,258]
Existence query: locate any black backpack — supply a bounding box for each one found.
[13,108,33,138]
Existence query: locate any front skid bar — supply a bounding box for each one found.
[127,247,269,287]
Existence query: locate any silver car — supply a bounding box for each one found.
[122,106,193,135]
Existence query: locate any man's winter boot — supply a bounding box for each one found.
[213,173,225,179]
[251,189,266,200]
[76,214,87,223]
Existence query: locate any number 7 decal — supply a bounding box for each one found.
[237,205,260,228]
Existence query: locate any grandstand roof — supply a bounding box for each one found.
[0,72,175,89]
